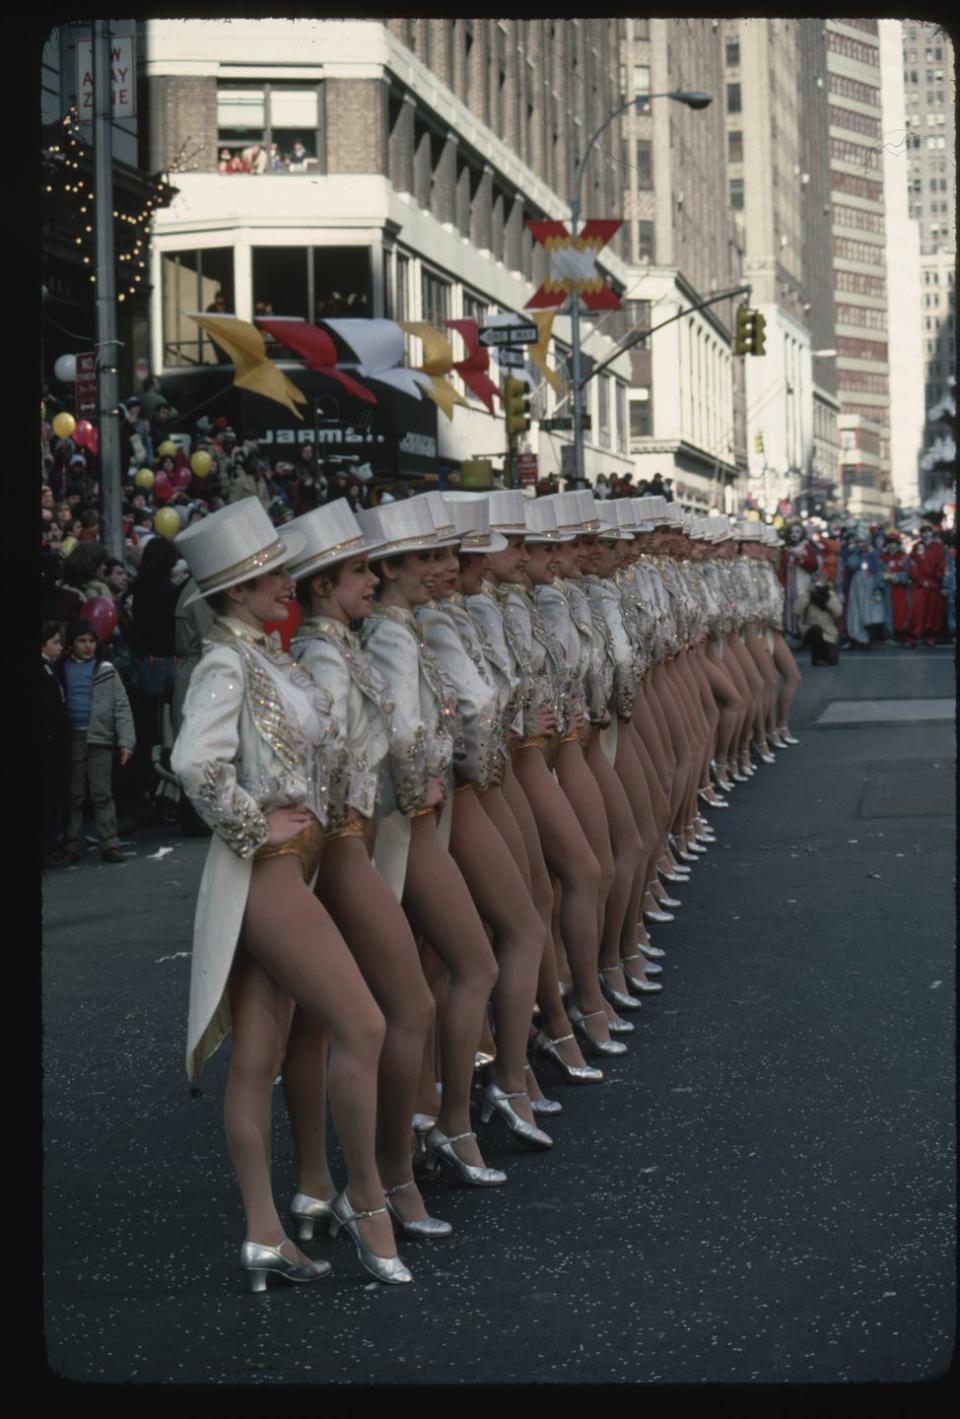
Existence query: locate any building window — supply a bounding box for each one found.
[615,380,627,454]
[728,129,743,164]
[633,65,650,96]
[421,267,451,326]
[729,177,744,210]
[597,373,611,448]
[635,18,649,40]
[161,247,235,366]
[463,290,489,323]
[217,83,321,171]
[726,83,741,114]
[725,39,740,67]
[630,391,651,443]
[636,139,653,189]
[392,251,410,323]
[638,220,655,262]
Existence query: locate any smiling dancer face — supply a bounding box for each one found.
[378,549,437,608]
[523,540,559,586]
[306,555,378,625]
[486,534,527,584]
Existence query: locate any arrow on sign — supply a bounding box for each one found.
[478,323,540,347]
[497,347,526,368]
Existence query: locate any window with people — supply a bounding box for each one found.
[216,83,321,173]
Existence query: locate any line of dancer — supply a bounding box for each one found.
[171,488,802,1292]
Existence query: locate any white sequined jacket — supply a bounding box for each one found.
[416,597,502,790]
[291,615,393,829]
[171,616,338,1080]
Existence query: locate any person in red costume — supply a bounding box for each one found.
[907,525,946,645]
[879,531,910,642]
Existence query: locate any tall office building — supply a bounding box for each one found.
[143,19,635,485]
[879,20,924,512]
[901,20,956,503]
[826,18,894,521]
[621,18,743,514]
[722,18,838,519]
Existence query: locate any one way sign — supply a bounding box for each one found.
[478,322,539,348]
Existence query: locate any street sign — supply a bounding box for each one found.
[517,453,538,486]
[479,322,539,348]
[77,35,137,120]
[498,347,526,368]
[542,415,590,432]
[76,352,98,419]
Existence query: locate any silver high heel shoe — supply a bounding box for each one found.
[240,1238,331,1294]
[643,961,663,976]
[653,892,682,909]
[598,965,644,1012]
[622,952,659,992]
[640,942,666,959]
[423,1127,507,1185]
[532,1030,604,1083]
[479,1082,553,1150]
[289,1192,335,1243]
[778,728,799,745]
[524,1063,563,1115]
[606,1011,635,1035]
[567,1004,628,1057]
[384,1180,453,1238]
[644,907,675,923]
[328,1191,413,1283]
[755,743,776,764]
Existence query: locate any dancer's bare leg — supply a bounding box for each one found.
[237,856,391,1259]
[587,728,645,990]
[402,814,499,1169]
[772,632,802,735]
[556,739,615,940]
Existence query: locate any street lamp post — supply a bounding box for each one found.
[568,89,712,487]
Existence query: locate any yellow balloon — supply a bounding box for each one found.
[773,514,785,529]
[60,537,78,556]
[154,507,181,539]
[134,468,155,489]
[190,449,213,478]
[52,412,76,439]
[156,440,177,458]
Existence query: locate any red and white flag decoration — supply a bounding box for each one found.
[256,317,378,403]
[526,219,622,311]
[444,319,501,415]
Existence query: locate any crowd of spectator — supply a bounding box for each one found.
[217,140,315,174]
[39,372,956,867]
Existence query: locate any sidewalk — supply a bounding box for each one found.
[41,649,955,1385]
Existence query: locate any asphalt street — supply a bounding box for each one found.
[40,645,955,1387]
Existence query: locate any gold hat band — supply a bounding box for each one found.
[288,533,368,572]
[461,531,492,548]
[369,533,439,558]
[197,539,288,594]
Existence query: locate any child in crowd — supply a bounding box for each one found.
[61,620,136,865]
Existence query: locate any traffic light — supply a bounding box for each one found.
[734,307,767,357]
[504,376,531,442]
[754,431,764,454]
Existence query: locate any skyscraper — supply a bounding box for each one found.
[901,20,956,503]
[826,18,894,520]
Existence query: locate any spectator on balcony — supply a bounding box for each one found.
[218,148,249,174]
[288,139,311,172]
[268,142,288,173]
[242,143,268,174]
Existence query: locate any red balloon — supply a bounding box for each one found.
[154,472,173,501]
[86,428,98,456]
[73,419,95,449]
[81,595,119,643]
[174,465,193,490]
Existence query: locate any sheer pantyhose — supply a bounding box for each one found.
[702,645,746,776]
[448,784,544,1126]
[585,728,647,986]
[771,631,802,733]
[401,812,500,1169]
[231,854,392,1260]
[308,836,435,1222]
[511,744,612,1044]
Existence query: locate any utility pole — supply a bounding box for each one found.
[94,19,123,560]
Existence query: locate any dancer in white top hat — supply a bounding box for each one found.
[283,498,452,1242]
[357,496,507,1187]
[171,498,411,1289]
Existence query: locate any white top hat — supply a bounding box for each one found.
[662,503,684,526]
[573,490,602,532]
[419,489,462,547]
[442,493,508,553]
[632,494,670,527]
[284,498,386,581]
[356,497,439,560]
[176,497,307,609]
[524,496,576,543]
[486,489,530,535]
[543,492,586,533]
[707,516,734,542]
[735,518,764,541]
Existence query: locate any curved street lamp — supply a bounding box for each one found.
[568,89,713,486]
